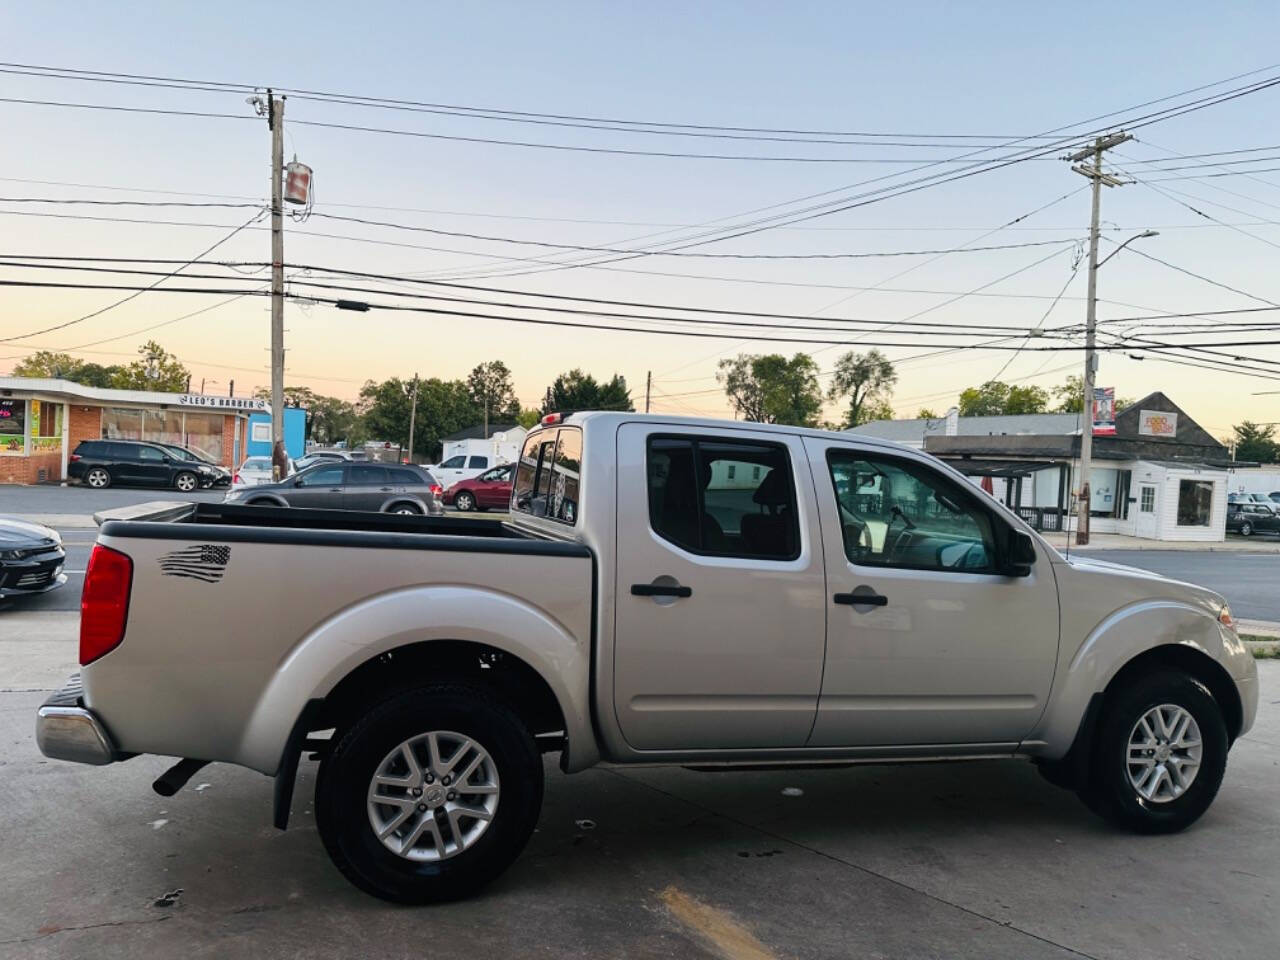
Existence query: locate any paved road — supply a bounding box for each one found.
[1075,549,1280,622]
[0,623,1275,959]
[0,484,224,514]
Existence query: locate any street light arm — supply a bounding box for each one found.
[1097,230,1159,269]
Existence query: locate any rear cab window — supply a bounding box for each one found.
[512,427,581,524]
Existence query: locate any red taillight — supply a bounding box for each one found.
[430,484,443,497]
[541,412,563,425]
[69,453,81,462]
[80,545,133,666]
[232,473,241,485]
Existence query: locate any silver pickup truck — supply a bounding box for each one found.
[37,412,1258,903]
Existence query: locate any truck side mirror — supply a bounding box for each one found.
[1004,530,1036,577]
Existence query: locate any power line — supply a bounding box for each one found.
[0,210,265,343]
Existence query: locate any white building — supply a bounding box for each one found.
[848,393,1234,542]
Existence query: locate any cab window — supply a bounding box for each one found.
[827,449,996,572]
[440,455,467,468]
[646,435,798,560]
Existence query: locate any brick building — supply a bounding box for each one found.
[0,378,269,485]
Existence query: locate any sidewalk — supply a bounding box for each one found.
[1050,532,1280,553]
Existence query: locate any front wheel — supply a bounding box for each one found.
[1079,670,1227,834]
[1240,521,1253,537]
[174,471,198,493]
[315,683,543,904]
[454,491,476,512]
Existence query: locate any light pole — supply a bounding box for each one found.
[1075,229,1158,544]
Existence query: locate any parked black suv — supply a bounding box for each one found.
[68,439,222,492]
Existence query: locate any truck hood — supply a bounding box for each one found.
[1054,553,1227,617]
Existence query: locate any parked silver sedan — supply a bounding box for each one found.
[223,461,445,516]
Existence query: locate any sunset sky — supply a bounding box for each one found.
[4,2,1280,438]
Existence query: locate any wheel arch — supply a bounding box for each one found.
[379,496,430,514]
[246,493,289,507]
[237,583,597,781]
[1101,644,1243,744]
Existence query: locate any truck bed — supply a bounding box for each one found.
[86,501,595,774]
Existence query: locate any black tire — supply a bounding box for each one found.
[174,471,199,493]
[388,503,421,515]
[1240,521,1253,537]
[315,682,543,904]
[1079,670,1227,834]
[245,497,281,507]
[85,466,111,489]
[454,491,476,512]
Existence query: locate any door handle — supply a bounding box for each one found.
[379,486,392,492]
[833,590,887,607]
[631,583,692,598]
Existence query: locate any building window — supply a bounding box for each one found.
[0,399,25,455]
[1176,479,1214,527]
[102,407,144,441]
[1139,487,1155,513]
[182,412,225,464]
[1088,467,1131,519]
[29,400,63,452]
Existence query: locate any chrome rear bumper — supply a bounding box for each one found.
[35,674,117,766]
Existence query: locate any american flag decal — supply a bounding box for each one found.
[158,544,231,583]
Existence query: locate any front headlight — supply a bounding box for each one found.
[0,549,20,561]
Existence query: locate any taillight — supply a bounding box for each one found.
[69,453,81,462]
[430,484,443,497]
[80,545,133,665]
[232,473,241,485]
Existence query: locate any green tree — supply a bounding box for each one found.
[11,351,122,387]
[541,369,633,414]
[1232,421,1279,463]
[828,349,897,427]
[254,385,360,445]
[111,341,189,391]
[1051,375,1135,414]
[466,361,520,424]
[718,353,823,426]
[358,376,477,461]
[958,380,1049,417]
[916,407,939,419]
[516,406,542,429]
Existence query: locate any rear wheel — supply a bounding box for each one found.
[454,491,476,512]
[1240,521,1253,537]
[174,471,198,493]
[315,683,543,904]
[1078,670,1227,833]
[389,503,420,515]
[85,467,111,489]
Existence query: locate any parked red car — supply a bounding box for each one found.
[441,463,514,512]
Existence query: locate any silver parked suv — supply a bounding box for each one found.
[223,461,445,515]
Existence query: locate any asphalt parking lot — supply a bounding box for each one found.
[0,623,1276,960]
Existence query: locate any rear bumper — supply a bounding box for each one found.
[35,674,118,766]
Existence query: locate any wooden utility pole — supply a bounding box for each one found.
[645,370,651,413]
[407,373,419,464]
[1067,131,1131,545]
[268,90,286,479]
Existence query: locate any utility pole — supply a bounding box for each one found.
[483,394,489,440]
[645,370,651,413]
[407,373,419,464]
[268,90,286,479]
[1067,131,1131,545]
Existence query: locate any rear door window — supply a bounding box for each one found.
[468,456,488,469]
[646,435,798,559]
[348,464,390,485]
[388,467,421,484]
[546,428,581,524]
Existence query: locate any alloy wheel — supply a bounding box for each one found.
[87,469,108,488]
[1126,703,1202,803]
[366,730,500,862]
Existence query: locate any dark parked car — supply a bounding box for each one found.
[0,516,66,599]
[1227,501,1280,537]
[158,443,231,487]
[442,463,514,512]
[69,439,223,492]
[223,461,445,515]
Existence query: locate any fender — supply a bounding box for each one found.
[1024,598,1225,758]
[236,584,598,775]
